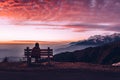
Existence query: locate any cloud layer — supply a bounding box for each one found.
[0,0,119,41]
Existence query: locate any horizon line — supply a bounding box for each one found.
[0,40,76,45]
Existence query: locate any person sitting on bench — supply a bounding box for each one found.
[31,43,41,63]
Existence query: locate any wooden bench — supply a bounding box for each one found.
[24,47,53,65]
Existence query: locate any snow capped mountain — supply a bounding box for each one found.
[71,33,120,46]
[55,33,120,54]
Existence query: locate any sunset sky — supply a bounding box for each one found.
[0,0,119,44]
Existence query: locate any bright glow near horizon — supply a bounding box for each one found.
[0,17,116,43]
[0,18,82,42]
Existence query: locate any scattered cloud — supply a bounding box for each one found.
[106,26,120,32]
[14,20,120,32]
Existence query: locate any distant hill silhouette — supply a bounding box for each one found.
[54,41,120,65]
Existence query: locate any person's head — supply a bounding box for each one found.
[35,43,39,48]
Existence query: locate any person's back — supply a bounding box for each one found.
[31,43,41,62]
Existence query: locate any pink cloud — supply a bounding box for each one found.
[0,0,119,33]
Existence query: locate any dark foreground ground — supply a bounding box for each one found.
[0,69,119,80]
[0,62,119,80]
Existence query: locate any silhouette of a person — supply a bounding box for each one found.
[31,43,41,63]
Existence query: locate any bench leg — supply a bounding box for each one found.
[35,58,38,63]
[27,57,31,66]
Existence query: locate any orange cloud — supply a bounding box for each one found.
[0,40,71,45]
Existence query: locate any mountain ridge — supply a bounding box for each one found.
[55,33,120,54]
[70,33,120,46]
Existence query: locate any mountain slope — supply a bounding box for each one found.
[54,41,120,65]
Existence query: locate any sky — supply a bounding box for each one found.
[0,0,120,44]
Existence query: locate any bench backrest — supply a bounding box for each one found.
[24,47,53,58]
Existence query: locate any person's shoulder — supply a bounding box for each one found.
[32,47,36,50]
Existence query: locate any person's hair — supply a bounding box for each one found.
[35,43,39,47]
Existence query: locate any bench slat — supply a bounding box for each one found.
[41,49,53,51]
